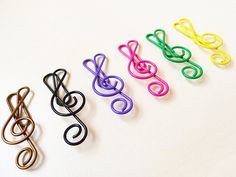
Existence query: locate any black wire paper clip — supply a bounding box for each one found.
[43,69,88,146]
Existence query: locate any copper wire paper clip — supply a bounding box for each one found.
[1,87,38,170]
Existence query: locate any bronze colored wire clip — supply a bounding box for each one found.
[1,87,38,170]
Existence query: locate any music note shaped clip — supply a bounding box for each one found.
[43,69,88,146]
[146,29,203,79]
[173,18,231,65]
[83,53,133,115]
[1,87,38,170]
[118,40,169,96]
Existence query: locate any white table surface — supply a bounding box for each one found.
[0,0,236,177]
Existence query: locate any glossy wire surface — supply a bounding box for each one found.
[146,29,203,79]
[118,40,169,96]
[43,69,88,146]
[83,53,133,114]
[1,87,38,170]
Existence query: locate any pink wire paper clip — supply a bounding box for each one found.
[118,40,169,97]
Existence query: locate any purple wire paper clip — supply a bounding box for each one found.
[83,53,133,115]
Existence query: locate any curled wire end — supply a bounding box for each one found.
[83,53,133,115]
[1,87,38,169]
[43,69,88,146]
[16,145,37,169]
[182,62,203,79]
[110,96,133,114]
[118,40,169,96]
[148,81,168,96]
[211,50,231,65]
[173,18,231,65]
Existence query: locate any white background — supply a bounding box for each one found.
[0,0,236,177]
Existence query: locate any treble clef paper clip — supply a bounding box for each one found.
[1,87,38,170]
[173,18,231,65]
[83,53,133,115]
[146,29,203,79]
[118,40,169,96]
[43,69,88,146]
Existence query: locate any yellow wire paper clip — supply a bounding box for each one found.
[173,18,231,65]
